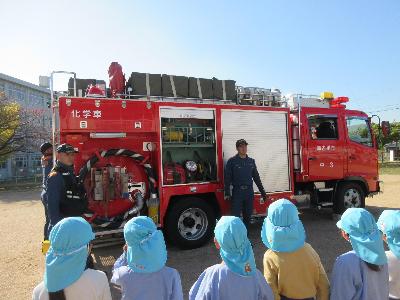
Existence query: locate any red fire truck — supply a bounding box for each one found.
[49,67,380,249]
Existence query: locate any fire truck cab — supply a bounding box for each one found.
[291,101,379,213]
[49,69,380,249]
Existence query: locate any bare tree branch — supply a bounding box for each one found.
[0,91,51,160]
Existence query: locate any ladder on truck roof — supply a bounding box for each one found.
[236,86,283,106]
[119,86,284,107]
[119,93,235,105]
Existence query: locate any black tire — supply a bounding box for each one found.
[165,197,216,249]
[334,182,365,214]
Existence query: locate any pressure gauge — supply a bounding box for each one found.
[185,160,197,172]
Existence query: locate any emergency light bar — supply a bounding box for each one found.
[330,96,349,108]
[90,132,126,138]
[320,91,334,100]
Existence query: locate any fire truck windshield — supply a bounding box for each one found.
[346,117,373,147]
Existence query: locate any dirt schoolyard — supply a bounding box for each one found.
[0,174,398,300]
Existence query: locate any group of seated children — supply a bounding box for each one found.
[33,199,400,300]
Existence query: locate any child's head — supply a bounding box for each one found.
[261,198,305,252]
[337,208,387,265]
[123,216,167,273]
[45,217,95,293]
[214,216,256,276]
[377,210,400,259]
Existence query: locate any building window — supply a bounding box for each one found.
[7,87,26,103]
[308,115,338,140]
[6,87,14,99]
[32,155,42,168]
[346,117,373,147]
[15,156,27,168]
[28,93,50,108]
[17,89,26,102]
[0,161,7,169]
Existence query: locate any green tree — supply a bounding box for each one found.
[371,121,400,149]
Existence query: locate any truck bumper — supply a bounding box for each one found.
[370,180,383,196]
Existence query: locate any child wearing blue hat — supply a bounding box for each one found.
[189,216,274,300]
[377,210,400,300]
[261,199,329,300]
[330,208,389,300]
[32,217,111,300]
[111,216,183,300]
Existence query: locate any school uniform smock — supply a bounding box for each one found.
[190,216,274,300]
[111,260,183,300]
[189,263,274,300]
[33,217,111,300]
[263,243,329,300]
[261,199,329,300]
[330,251,389,300]
[112,216,183,300]
[377,210,400,300]
[32,269,111,300]
[387,251,400,300]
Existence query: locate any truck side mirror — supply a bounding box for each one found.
[381,121,391,137]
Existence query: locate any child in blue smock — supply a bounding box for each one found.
[377,210,400,300]
[111,216,183,300]
[330,208,389,300]
[261,199,329,300]
[189,216,274,300]
[33,217,111,300]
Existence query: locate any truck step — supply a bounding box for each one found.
[318,188,334,192]
[92,228,124,249]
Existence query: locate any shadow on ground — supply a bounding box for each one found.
[92,208,358,299]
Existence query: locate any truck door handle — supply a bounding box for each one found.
[349,155,356,160]
[309,157,317,161]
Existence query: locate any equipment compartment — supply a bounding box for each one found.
[160,108,217,185]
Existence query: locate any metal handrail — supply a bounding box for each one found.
[162,126,215,145]
[50,71,76,163]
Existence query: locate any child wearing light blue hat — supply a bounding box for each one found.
[32,217,111,300]
[330,208,389,300]
[377,210,400,300]
[189,216,274,300]
[111,216,183,300]
[261,199,329,300]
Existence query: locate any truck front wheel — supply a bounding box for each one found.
[165,197,216,249]
[334,182,365,214]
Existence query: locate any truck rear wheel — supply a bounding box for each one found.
[165,197,216,249]
[334,182,365,214]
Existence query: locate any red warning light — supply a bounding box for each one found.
[330,96,349,108]
[86,85,105,97]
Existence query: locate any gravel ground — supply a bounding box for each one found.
[0,174,398,300]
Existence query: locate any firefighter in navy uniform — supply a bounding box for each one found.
[224,139,267,230]
[40,142,53,240]
[45,143,88,237]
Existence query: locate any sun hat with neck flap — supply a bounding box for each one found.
[261,198,306,252]
[377,209,400,259]
[123,216,167,273]
[44,217,95,292]
[337,208,387,265]
[214,216,256,276]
